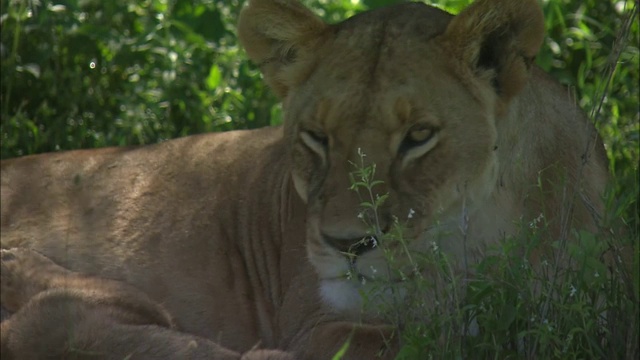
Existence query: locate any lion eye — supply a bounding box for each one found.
[408,128,433,144]
[400,126,437,153]
[300,130,328,159]
[305,130,328,146]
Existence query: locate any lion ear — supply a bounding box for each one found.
[440,0,544,109]
[238,0,328,98]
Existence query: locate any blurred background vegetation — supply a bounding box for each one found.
[1,0,638,182]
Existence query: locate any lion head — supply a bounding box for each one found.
[239,0,549,314]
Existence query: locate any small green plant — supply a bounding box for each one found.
[348,148,465,357]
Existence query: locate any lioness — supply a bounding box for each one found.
[0,0,608,358]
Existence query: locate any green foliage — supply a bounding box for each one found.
[1,0,277,157]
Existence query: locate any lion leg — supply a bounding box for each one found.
[0,248,293,360]
[289,321,399,360]
[0,248,175,325]
[0,247,78,312]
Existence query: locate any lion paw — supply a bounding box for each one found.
[0,248,70,312]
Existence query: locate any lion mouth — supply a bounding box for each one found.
[322,233,379,258]
[325,261,415,286]
[316,231,429,286]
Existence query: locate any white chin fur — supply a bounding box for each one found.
[320,280,363,314]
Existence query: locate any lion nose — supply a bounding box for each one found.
[322,234,379,257]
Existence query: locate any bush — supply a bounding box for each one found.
[1,0,276,157]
